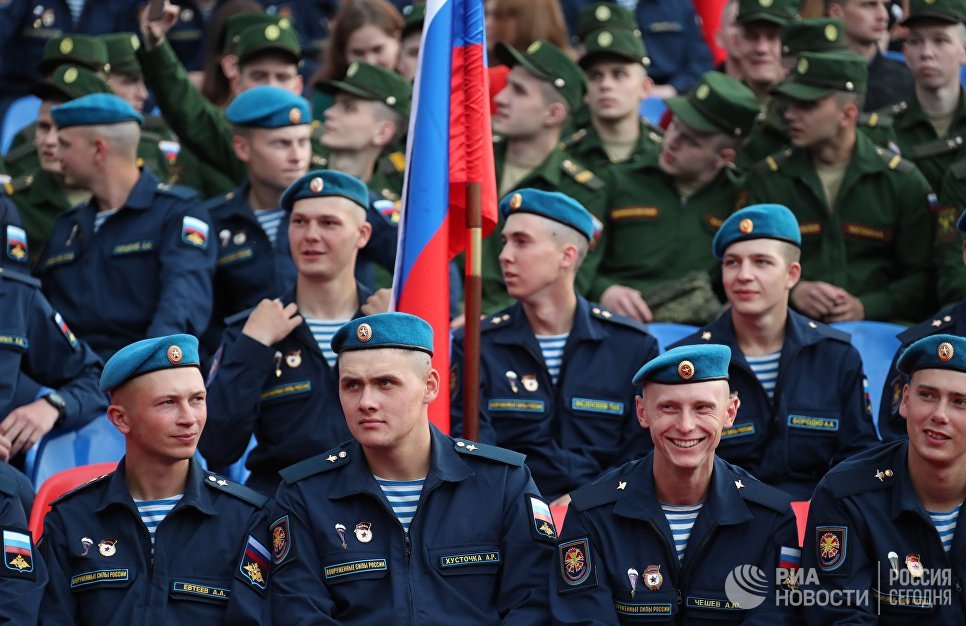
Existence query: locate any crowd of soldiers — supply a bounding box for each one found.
[0,0,965,622]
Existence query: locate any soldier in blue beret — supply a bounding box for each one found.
[673,204,879,499]
[39,334,271,624]
[803,333,966,624]
[199,85,313,360]
[879,203,966,441]
[35,94,216,363]
[203,170,389,495]
[552,344,801,623]
[451,188,659,503]
[270,312,554,624]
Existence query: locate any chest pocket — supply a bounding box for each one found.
[169,577,232,605]
[785,410,840,472]
[431,545,502,577]
[69,566,136,592]
[322,550,390,585]
[682,588,750,621]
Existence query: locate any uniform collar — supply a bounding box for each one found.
[896,88,966,132]
[783,131,883,179]
[284,283,373,354]
[211,181,258,221]
[697,308,826,362]
[494,140,565,187]
[94,457,217,516]
[119,168,163,211]
[612,453,754,528]
[489,295,604,346]
[327,424,475,500]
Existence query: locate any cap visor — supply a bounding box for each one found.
[578,48,642,69]
[665,96,721,134]
[900,12,961,26]
[315,78,377,101]
[771,81,832,101]
[736,13,788,26]
[494,42,552,81]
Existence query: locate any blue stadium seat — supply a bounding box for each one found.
[640,97,667,127]
[647,322,699,353]
[228,435,257,484]
[1,95,40,155]
[882,49,906,64]
[830,321,904,436]
[25,414,125,488]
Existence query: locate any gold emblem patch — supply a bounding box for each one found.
[309,176,324,192]
[595,5,611,21]
[167,345,183,364]
[597,31,613,47]
[938,342,954,362]
[509,193,523,210]
[356,323,372,343]
[696,84,710,100]
[60,38,73,54]
[824,24,838,41]
[797,58,809,74]
[678,360,694,380]
[739,218,754,234]
[289,107,301,124]
[64,67,78,84]
[265,24,280,41]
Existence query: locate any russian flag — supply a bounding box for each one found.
[392,0,498,432]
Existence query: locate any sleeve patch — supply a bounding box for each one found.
[181,216,209,249]
[557,537,597,593]
[53,312,79,350]
[527,494,557,543]
[2,527,35,579]
[270,515,292,565]
[6,225,27,262]
[815,525,849,575]
[237,534,270,592]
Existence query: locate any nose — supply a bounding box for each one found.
[735,258,754,281]
[498,240,513,265]
[357,384,379,412]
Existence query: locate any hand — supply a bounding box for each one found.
[790,281,849,320]
[826,291,865,322]
[139,1,181,49]
[361,289,391,316]
[0,399,59,457]
[242,299,303,347]
[600,285,653,323]
[550,493,572,509]
[0,434,10,462]
[450,313,465,330]
[648,84,678,100]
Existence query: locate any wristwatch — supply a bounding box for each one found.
[43,392,68,426]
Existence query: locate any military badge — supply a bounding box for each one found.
[3,529,33,574]
[643,564,663,590]
[816,526,847,572]
[678,360,694,380]
[167,345,183,364]
[181,216,209,249]
[356,323,372,343]
[627,568,639,598]
[521,373,538,392]
[905,554,924,578]
[98,539,117,557]
[309,176,324,192]
[53,312,79,349]
[218,229,231,247]
[335,523,348,549]
[238,535,271,591]
[6,225,27,261]
[558,538,594,588]
[286,350,302,368]
[233,231,247,246]
[938,342,954,362]
[270,516,291,564]
[505,371,519,393]
[79,537,93,557]
[527,495,557,542]
[354,522,373,543]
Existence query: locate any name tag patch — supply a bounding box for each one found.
[260,380,312,402]
[487,399,545,413]
[70,568,129,588]
[615,601,673,615]
[788,415,839,432]
[611,207,658,220]
[439,551,501,568]
[112,241,154,255]
[686,596,744,610]
[44,252,76,268]
[217,247,254,267]
[324,558,388,580]
[571,398,623,415]
[171,581,230,602]
[843,222,890,242]
[721,422,755,439]
[799,222,822,236]
[0,335,27,350]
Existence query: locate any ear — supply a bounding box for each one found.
[231,133,251,162]
[636,394,649,429]
[371,118,397,148]
[543,101,569,128]
[355,219,373,249]
[220,54,239,81]
[106,404,131,435]
[898,383,911,419]
[717,146,737,168]
[786,260,802,290]
[723,391,739,429]
[93,136,110,162]
[423,367,441,404]
[841,101,860,126]
[827,3,843,18]
[559,242,579,271]
[639,73,654,100]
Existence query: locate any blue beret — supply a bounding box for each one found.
[225,85,311,128]
[897,334,966,376]
[632,344,731,385]
[100,334,201,391]
[331,313,434,356]
[499,188,595,241]
[712,204,802,260]
[279,170,370,212]
[51,93,143,129]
